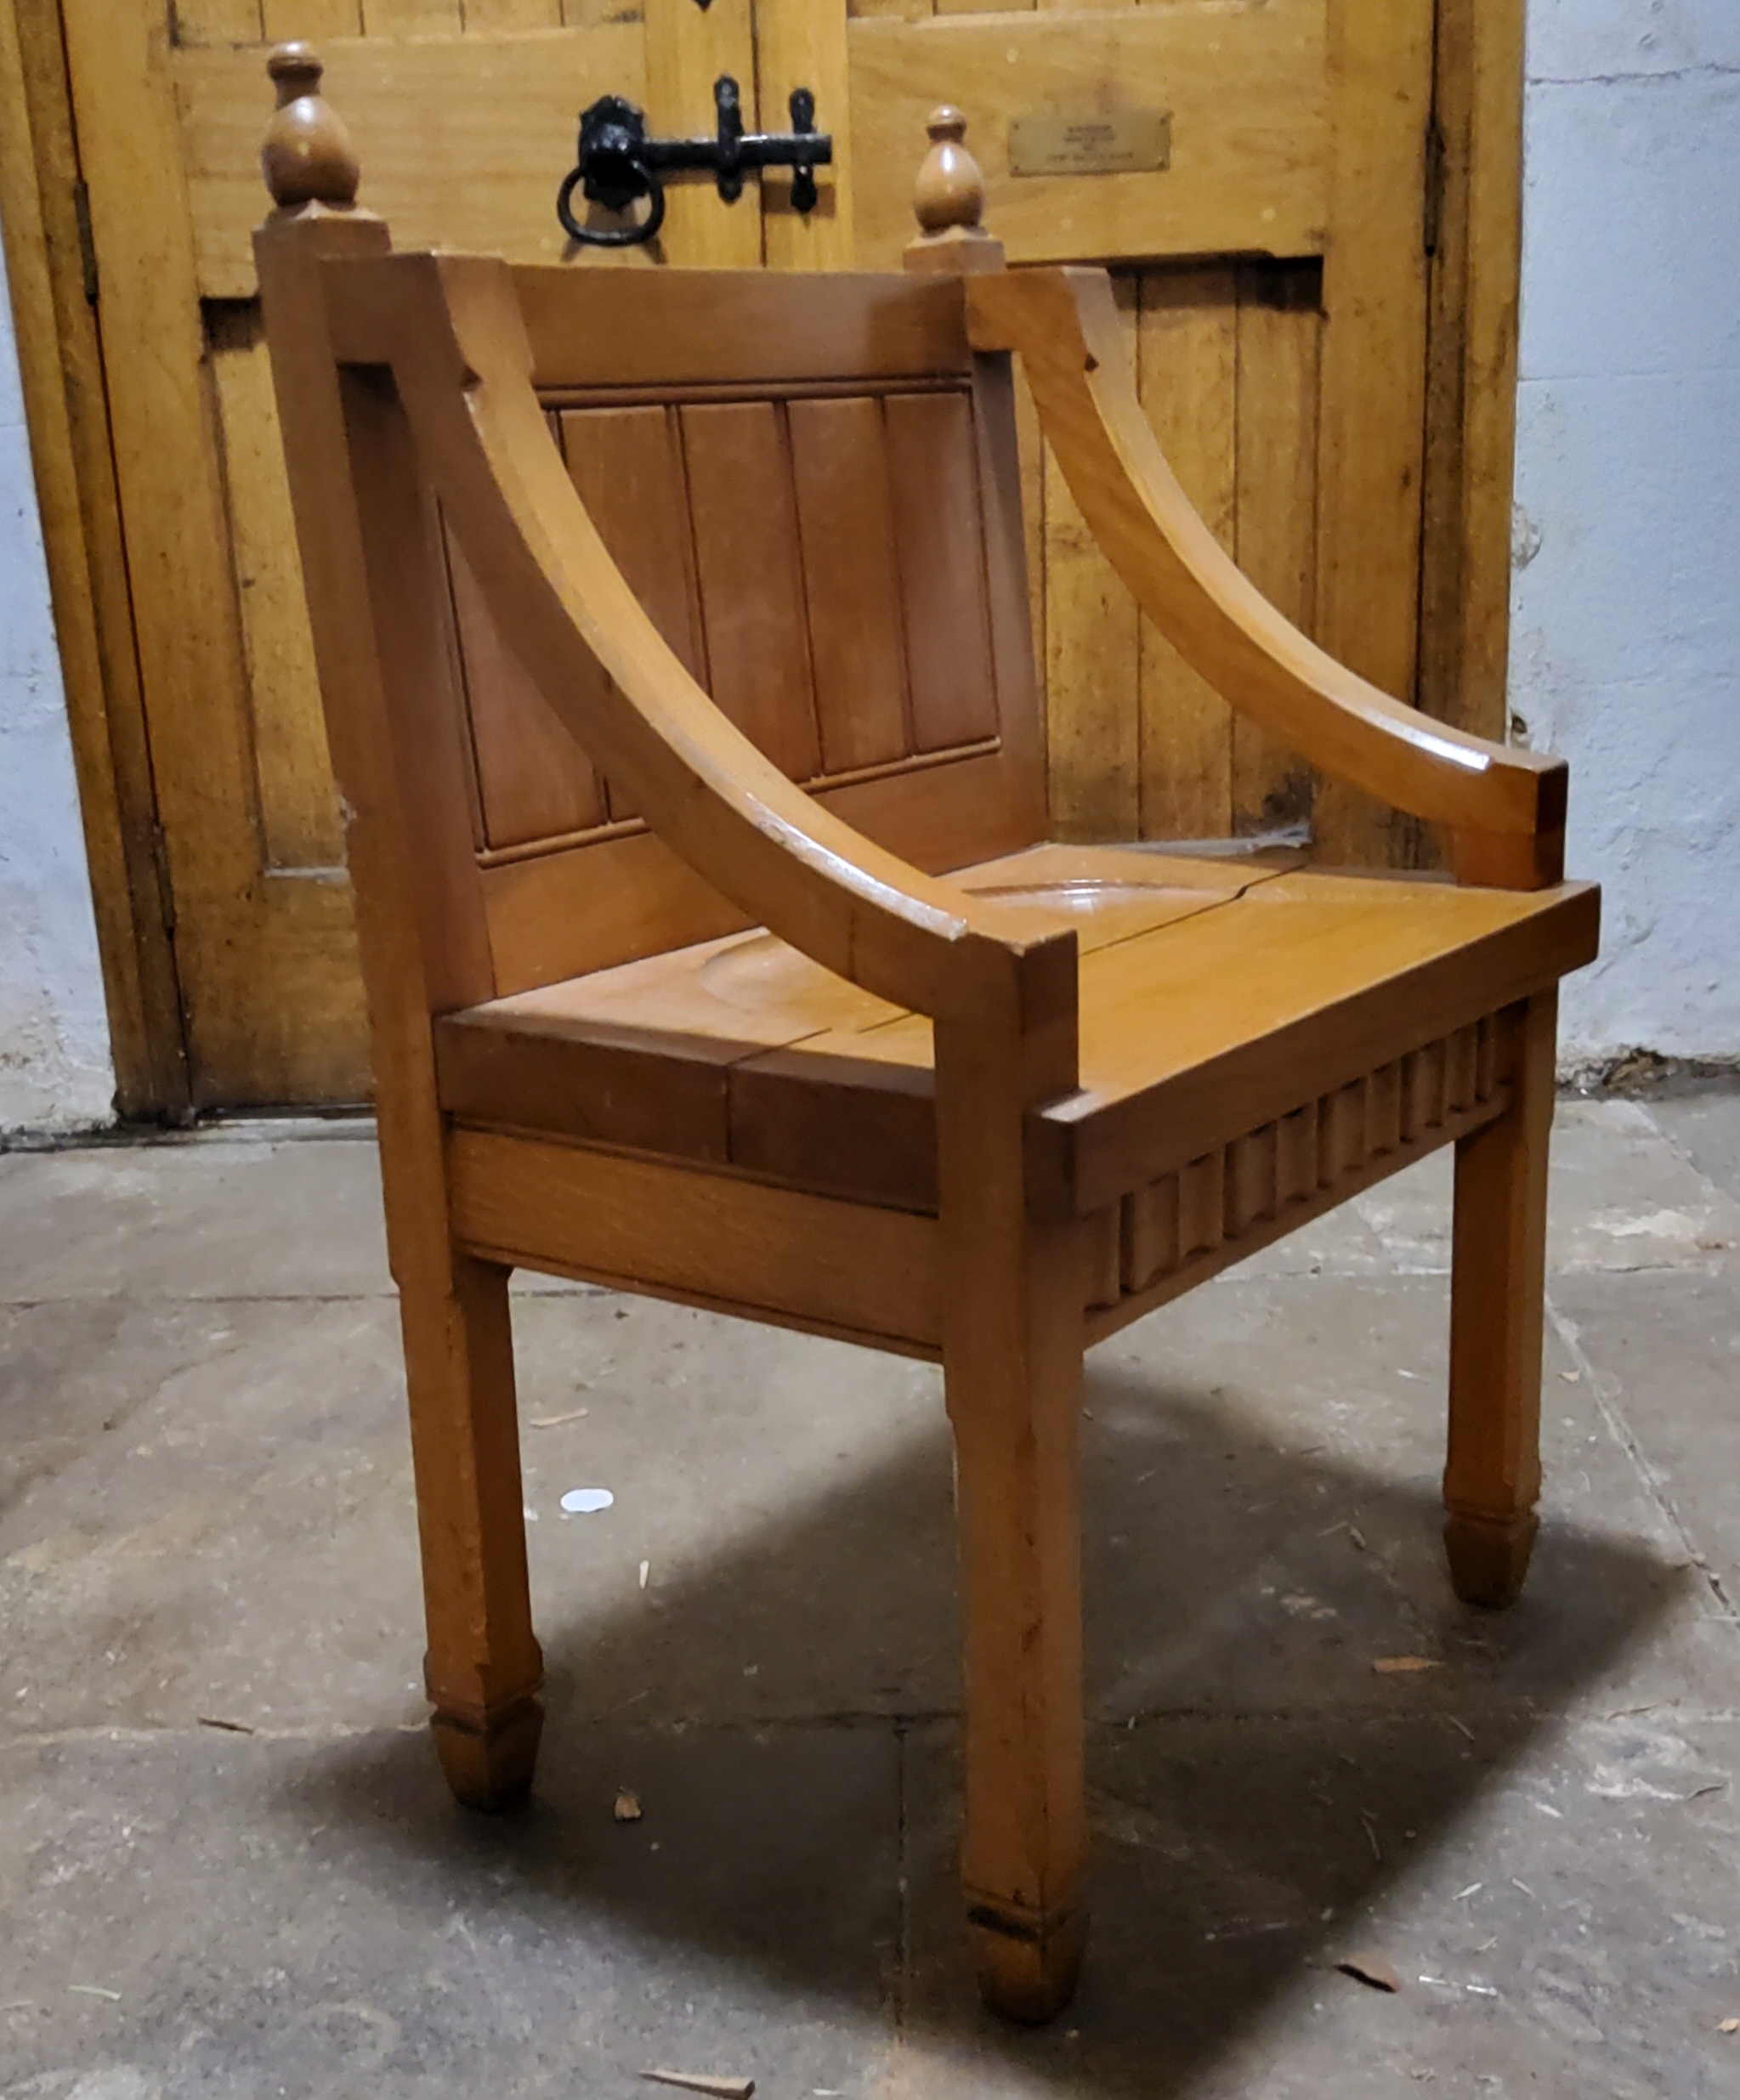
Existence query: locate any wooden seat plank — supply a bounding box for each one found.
[435,843,1275,1197]
[437,849,1594,1221]
[1040,872,1600,1211]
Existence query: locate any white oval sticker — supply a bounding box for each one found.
[559,1487,615,1515]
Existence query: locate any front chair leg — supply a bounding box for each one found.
[935,983,1089,2024]
[400,1248,544,1808]
[945,1205,1088,2024]
[1444,993,1557,1607]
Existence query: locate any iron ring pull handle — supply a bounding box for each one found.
[556,152,665,249]
[557,76,830,248]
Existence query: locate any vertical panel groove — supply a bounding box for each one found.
[789,393,913,773]
[774,399,830,779]
[885,388,1000,756]
[678,398,822,780]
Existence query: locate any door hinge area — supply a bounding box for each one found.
[72,178,99,305]
[1423,113,1447,258]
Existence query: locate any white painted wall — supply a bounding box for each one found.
[0,3,1735,1125]
[1511,0,1740,1066]
[0,224,114,1133]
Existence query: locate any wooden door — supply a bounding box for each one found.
[48,0,796,1107]
[14,0,1516,1107]
[842,0,1436,870]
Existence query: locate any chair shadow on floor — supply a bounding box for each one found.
[284,1339,1689,2094]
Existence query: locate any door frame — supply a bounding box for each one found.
[0,0,190,1118]
[0,0,1527,1119]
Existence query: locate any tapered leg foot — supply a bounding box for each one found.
[431,1691,543,1812]
[401,1253,544,1814]
[971,1901,1086,2024]
[1444,1509,1538,1609]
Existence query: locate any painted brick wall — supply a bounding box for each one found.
[1511,0,1740,1064]
[0,224,112,1132]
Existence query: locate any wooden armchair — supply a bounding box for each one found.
[257,55,1597,2022]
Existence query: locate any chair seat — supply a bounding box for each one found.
[434,843,1599,1237]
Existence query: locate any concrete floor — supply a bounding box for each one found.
[2,1094,1737,2098]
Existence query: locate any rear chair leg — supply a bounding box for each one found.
[400,1249,544,1808]
[1444,993,1556,1608]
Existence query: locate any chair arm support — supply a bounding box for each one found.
[351,251,1075,1038]
[967,269,1567,886]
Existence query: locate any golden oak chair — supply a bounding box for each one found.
[257,51,1598,2021]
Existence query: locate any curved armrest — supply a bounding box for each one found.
[968,269,1566,886]
[353,252,1073,1037]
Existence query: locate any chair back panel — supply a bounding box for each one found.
[390,267,1042,1000]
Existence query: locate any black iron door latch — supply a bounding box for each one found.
[557,76,831,247]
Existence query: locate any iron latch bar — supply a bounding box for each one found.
[557,76,832,248]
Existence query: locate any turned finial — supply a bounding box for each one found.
[905,107,1004,276]
[261,44,360,212]
[914,108,982,234]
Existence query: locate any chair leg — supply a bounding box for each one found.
[1444,992,1556,1608]
[944,1208,1088,2024]
[400,1249,544,1808]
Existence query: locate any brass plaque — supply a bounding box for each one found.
[1007,109,1172,179]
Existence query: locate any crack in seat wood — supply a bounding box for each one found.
[254,59,1599,2027]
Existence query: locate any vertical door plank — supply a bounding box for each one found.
[758,0,853,268]
[446,534,608,849]
[59,0,279,1095]
[207,313,343,868]
[260,0,362,37]
[0,0,190,1111]
[788,396,911,774]
[1233,262,1320,839]
[1044,273,1138,841]
[885,389,1000,755]
[1136,266,1235,841]
[644,0,761,264]
[679,401,824,781]
[561,404,707,820]
[1420,0,1525,757]
[1313,0,1434,865]
[173,0,264,42]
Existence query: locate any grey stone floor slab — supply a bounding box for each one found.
[0,1297,425,1737]
[1553,1264,1740,1611]
[3,1102,1739,2097]
[0,1133,392,1305]
[1081,1275,1709,1727]
[1652,1089,1740,1207]
[0,1723,902,2100]
[900,1712,1740,2098]
[1354,1097,1740,1276]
